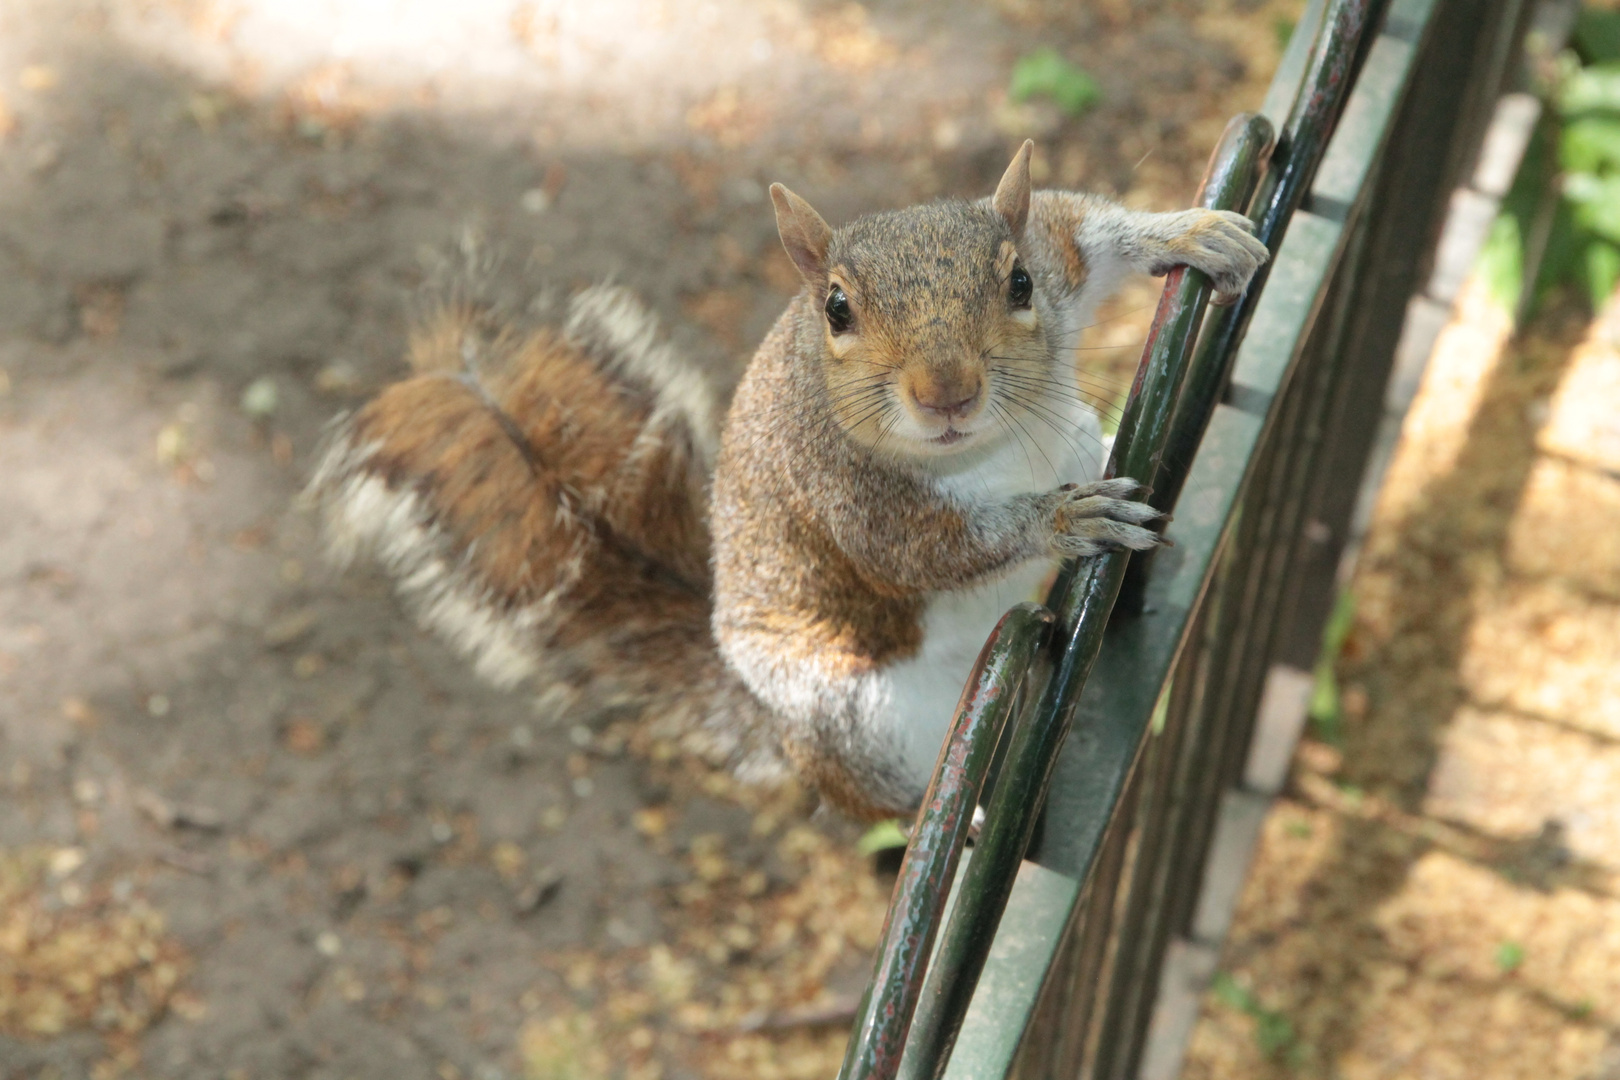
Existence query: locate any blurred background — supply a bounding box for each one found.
[0,1,1615,1078]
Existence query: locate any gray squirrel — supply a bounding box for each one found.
[308,141,1267,819]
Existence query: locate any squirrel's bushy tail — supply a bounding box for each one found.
[306,280,783,782]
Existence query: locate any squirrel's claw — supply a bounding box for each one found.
[1152,207,1269,305]
[1185,209,1270,304]
[1048,477,1170,559]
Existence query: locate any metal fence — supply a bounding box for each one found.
[833,0,1540,1076]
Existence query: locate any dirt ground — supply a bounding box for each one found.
[0,1,1299,1078]
[1183,284,1620,1078]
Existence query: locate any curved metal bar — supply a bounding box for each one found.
[837,602,1055,1080]
[1150,0,1378,521]
[1113,112,1277,620]
[895,109,1278,1080]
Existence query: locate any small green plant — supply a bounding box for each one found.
[1308,590,1356,746]
[1495,941,1526,973]
[1479,11,1620,315]
[1150,680,1172,735]
[1576,8,1620,63]
[1212,972,1298,1060]
[1009,48,1102,117]
[1274,16,1297,51]
[857,819,909,856]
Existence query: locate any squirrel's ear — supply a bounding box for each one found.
[771,183,833,283]
[993,140,1034,239]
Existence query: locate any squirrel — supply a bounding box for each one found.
[307,141,1267,821]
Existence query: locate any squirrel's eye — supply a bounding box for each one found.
[825,285,854,333]
[1008,264,1033,310]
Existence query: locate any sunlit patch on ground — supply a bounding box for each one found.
[0,847,191,1069]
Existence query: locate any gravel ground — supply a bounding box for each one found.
[0,1,1294,1077]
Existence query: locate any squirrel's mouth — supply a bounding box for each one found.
[931,429,971,446]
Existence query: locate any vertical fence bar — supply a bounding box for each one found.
[1160,0,1532,1009]
[1114,606,1221,1079]
[1121,0,1382,613]
[1088,617,1208,1078]
[838,605,1054,1080]
[1155,0,1387,936]
[1267,0,1535,684]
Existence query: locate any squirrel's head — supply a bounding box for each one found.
[771,140,1055,462]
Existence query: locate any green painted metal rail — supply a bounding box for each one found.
[836,0,1538,1074]
[838,602,1054,1080]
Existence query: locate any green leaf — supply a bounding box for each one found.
[1473,103,1561,319]
[1476,211,1526,314]
[1009,48,1102,117]
[1307,662,1343,744]
[1255,1010,1296,1057]
[1150,680,1172,735]
[1560,62,1620,117]
[1561,116,1620,174]
[1565,172,1620,244]
[1581,239,1620,310]
[240,376,279,418]
[1533,201,1586,313]
[1211,973,1296,1059]
[856,819,909,856]
[1495,941,1526,973]
[1574,9,1620,65]
[1211,972,1258,1013]
[1308,590,1356,745]
[1273,16,1296,51]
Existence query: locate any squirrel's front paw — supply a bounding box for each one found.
[1157,209,1270,305]
[1046,477,1168,559]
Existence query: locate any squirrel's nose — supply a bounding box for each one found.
[912,380,982,420]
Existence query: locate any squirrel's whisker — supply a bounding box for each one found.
[1038,302,1155,343]
[990,356,1134,394]
[992,373,1126,425]
[994,366,1123,401]
[868,410,905,461]
[994,391,1091,470]
[845,400,896,436]
[993,384,1109,471]
[995,400,1057,489]
[990,366,1134,412]
[997,387,1125,430]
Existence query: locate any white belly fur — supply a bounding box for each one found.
[869,395,1110,793]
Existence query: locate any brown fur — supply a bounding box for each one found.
[1026,191,1092,291]
[356,305,710,604]
[308,288,782,780]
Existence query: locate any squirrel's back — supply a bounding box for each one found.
[307,282,781,779]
